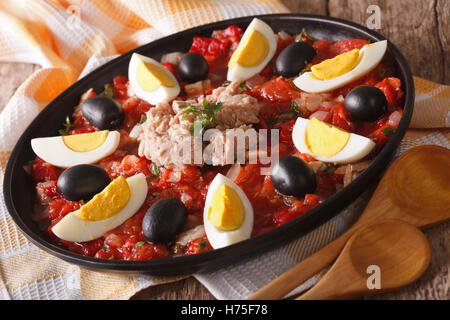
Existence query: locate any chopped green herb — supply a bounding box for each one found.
[152,192,160,198]
[198,239,207,249]
[266,116,279,126]
[103,83,114,98]
[223,80,231,87]
[323,163,336,174]
[102,245,109,252]
[80,200,85,205]
[381,126,395,137]
[378,67,387,79]
[151,163,160,176]
[26,159,37,166]
[295,27,316,42]
[178,102,188,109]
[290,101,303,115]
[239,81,248,93]
[134,241,145,248]
[182,101,224,136]
[139,114,147,124]
[58,115,73,136]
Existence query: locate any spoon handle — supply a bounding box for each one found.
[247,224,360,300]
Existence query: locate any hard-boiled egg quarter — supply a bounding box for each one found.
[227,18,277,82]
[52,173,148,242]
[294,40,387,93]
[203,174,254,249]
[292,117,375,164]
[129,53,180,105]
[31,130,120,168]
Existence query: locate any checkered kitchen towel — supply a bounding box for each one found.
[0,0,449,300]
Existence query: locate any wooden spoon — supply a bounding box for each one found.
[248,145,450,300]
[297,219,431,300]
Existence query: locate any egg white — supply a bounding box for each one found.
[227,18,277,82]
[52,173,148,242]
[128,53,180,105]
[31,131,120,168]
[203,174,254,249]
[292,117,375,164]
[293,40,387,93]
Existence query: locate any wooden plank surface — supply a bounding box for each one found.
[0,0,448,300]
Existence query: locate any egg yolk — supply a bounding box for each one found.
[136,61,175,91]
[228,29,269,68]
[311,49,360,80]
[208,184,245,231]
[305,117,350,157]
[75,176,130,221]
[62,130,109,152]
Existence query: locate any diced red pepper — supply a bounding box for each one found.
[30,158,60,183]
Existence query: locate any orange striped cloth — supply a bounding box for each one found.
[0,0,448,300]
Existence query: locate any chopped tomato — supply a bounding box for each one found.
[185,236,213,255]
[251,77,302,108]
[189,37,231,62]
[68,125,97,135]
[279,120,296,144]
[113,76,129,99]
[330,103,354,131]
[375,77,404,110]
[30,158,60,183]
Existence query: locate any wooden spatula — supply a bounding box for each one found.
[248,145,450,300]
[297,219,430,299]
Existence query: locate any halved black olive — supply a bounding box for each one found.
[275,41,316,78]
[142,198,188,244]
[81,96,124,130]
[177,52,209,83]
[57,164,111,202]
[271,155,316,198]
[344,86,388,122]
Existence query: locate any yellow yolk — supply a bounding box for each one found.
[62,130,109,152]
[208,184,245,231]
[75,176,130,221]
[136,61,175,91]
[228,30,269,68]
[305,117,350,157]
[311,49,360,80]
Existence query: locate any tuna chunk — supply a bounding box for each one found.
[202,81,260,128]
[138,103,202,168]
[205,125,258,166]
[138,81,261,168]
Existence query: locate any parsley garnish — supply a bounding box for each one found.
[295,27,316,42]
[58,115,73,136]
[139,114,147,124]
[80,200,85,205]
[134,241,145,248]
[239,81,248,93]
[103,83,114,98]
[151,163,160,176]
[198,239,207,249]
[182,101,224,136]
[381,127,395,137]
[323,163,336,174]
[290,101,303,115]
[223,80,231,87]
[102,245,109,252]
[152,192,160,198]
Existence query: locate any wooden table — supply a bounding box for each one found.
[0,0,448,300]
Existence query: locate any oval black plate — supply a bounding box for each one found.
[3,14,414,275]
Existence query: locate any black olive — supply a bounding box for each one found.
[275,41,316,78]
[142,198,188,244]
[177,52,209,83]
[81,96,124,130]
[271,155,316,198]
[57,164,111,202]
[344,86,388,122]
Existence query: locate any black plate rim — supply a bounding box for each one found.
[3,13,415,274]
